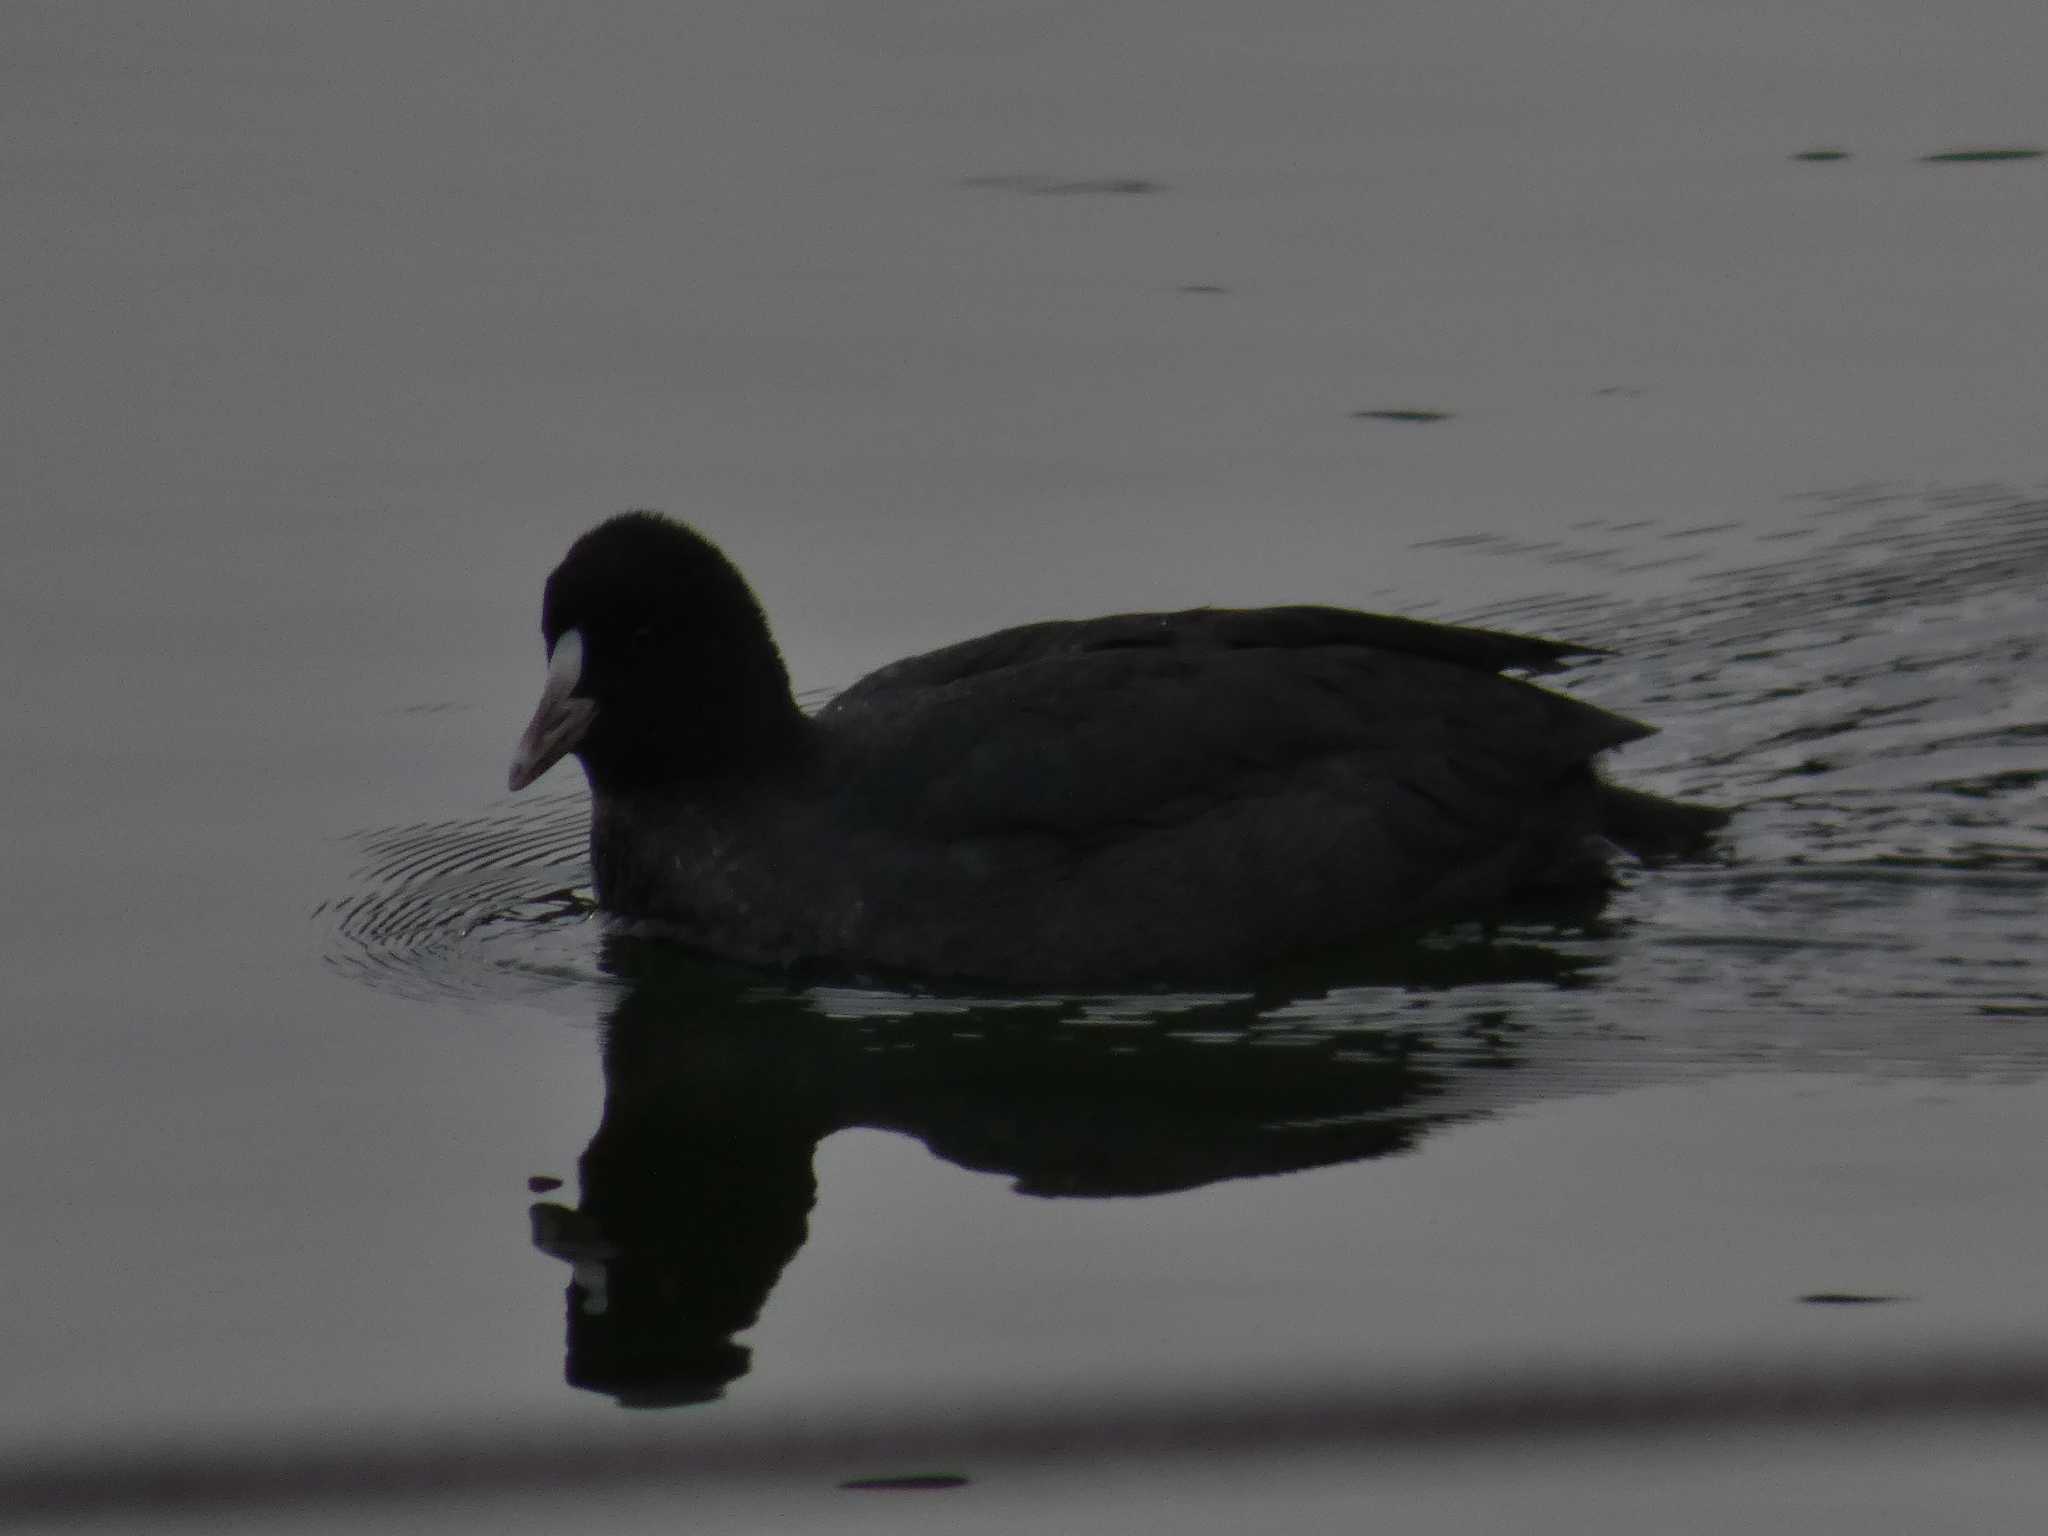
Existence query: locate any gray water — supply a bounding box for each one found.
[7,4,2048,1531]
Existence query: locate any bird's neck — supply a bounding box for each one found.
[579,692,816,801]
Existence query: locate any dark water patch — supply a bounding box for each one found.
[840,1474,970,1491]
[1799,1292,1907,1306]
[1792,149,1851,162]
[1922,148,2042,164]
[1933,770,2048,806]
[1353,408,1452,423]
[962,174,1166,196]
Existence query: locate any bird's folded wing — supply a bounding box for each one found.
[819,612,1648,841]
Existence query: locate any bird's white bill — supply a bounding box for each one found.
[507,628,596,791]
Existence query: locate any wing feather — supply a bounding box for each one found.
[818,610,1646,842]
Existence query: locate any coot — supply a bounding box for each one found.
[509,512,1725,986]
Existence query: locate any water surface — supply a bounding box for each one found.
[6,2,2048,1529]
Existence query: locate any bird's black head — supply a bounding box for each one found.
[508,512,807,796]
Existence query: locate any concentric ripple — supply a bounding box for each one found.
[317,789,602,1002]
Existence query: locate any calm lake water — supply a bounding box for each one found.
[6,4,2048,1531]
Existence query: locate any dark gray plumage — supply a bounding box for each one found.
[509,512,1726,987]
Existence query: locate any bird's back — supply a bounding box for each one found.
[782,606,1655,983]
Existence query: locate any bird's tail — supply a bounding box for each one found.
[1596,783,1732,863]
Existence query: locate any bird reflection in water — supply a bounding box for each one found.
[530,915,1606,1407]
